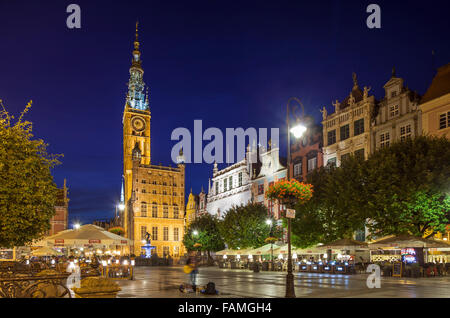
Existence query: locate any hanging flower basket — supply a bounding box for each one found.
[266,179,313,208]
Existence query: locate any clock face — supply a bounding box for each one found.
[131,117,146,132]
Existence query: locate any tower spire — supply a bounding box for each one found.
[134,21,139,51]
[125,22,149,111]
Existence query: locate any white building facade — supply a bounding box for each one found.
[206,160,253,218]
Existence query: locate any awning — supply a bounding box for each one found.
[369,234,450,249]
[322,238,369,250]
[31,247,63,256]
[215,249,234,256]
[246,244,279,255]
[42,224,131,247]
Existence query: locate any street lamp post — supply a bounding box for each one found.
[266,219,274,271]
[285,97,306,298]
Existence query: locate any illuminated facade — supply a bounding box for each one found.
[185,190,198,227]
[322,73,375,167]
[122,24,186,258]
[289,117,323,182]
[371,69,421,152]
[420,63,450,138]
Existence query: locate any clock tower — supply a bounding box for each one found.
[120,24,186,259]
[123,23,151,236]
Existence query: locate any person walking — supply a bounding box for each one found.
[187,256,198,291]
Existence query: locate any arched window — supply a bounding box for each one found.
[141,202,147,217]
[152,202,158,218]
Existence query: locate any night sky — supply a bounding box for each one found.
[1,0,449,226]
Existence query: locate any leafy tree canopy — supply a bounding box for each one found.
[218,203,282,249]
[0,101,61,247]
[291,135,449,245]
[364,135,450,238]
[183,213,224,253]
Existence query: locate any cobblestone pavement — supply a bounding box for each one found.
[116,266,450,298]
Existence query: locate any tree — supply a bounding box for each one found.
[290,135,450,243]
[291,155,368,247]
[0,100,61,247]
[364,135,450,238]
[218,203,282,249]
[183,214,225,262]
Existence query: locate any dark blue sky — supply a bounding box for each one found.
[1,0,449,226]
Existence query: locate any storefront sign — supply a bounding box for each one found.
[89,240,101,244]
[286,209,295,218]
[121,240,128,244]
[55,239,64,244]
[401,248,417,263]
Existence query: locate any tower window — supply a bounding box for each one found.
[152,203,158,218]
[141,202,147,217]
[140,226,147,241]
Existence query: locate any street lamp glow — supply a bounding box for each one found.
[266,219,273,225]
[73,223,80,230]
[117,203,125,211]
[290,123,307,139]
[193,230,199,236]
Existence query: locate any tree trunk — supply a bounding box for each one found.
[207,250,214,266]
[415,248,425,266]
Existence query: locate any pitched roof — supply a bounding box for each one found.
[421,63,450,104]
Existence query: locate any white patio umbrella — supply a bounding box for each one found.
[31,246,63,256]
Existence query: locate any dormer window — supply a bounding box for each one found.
[391,91,397,98]
[390,105,399,118]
